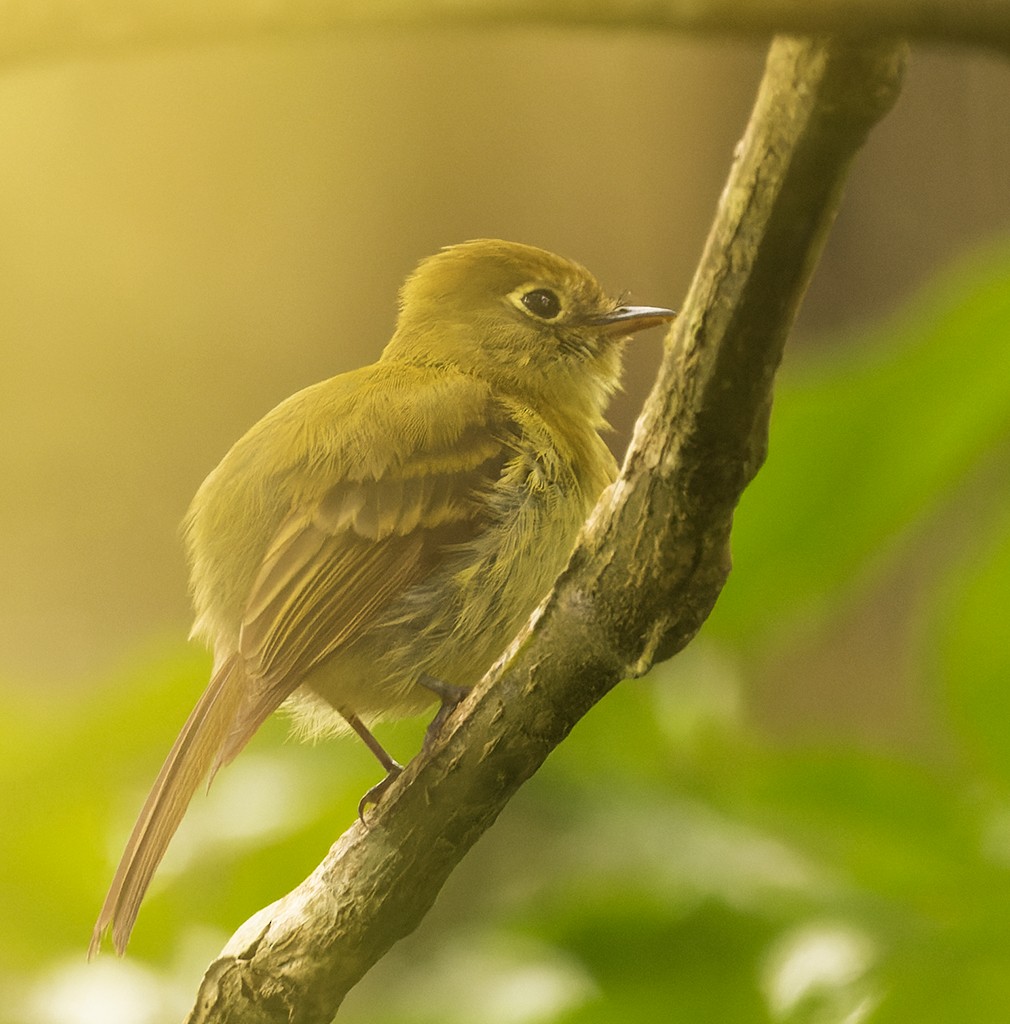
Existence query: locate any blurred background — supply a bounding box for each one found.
[2,24,1009,1024]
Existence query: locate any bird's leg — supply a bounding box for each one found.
[418,673,469,753]
[344,712,404,823]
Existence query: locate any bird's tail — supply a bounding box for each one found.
[89,655,245,957]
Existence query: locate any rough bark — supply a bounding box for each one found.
[184,34,908,1024]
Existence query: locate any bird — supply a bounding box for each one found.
[89,238,675,956]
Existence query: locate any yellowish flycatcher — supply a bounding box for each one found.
[90,239,675,955]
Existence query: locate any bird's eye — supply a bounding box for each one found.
[520,288,561,320]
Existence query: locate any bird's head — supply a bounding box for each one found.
[383,239,675,423]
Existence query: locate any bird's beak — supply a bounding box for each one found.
[580,305,677,335]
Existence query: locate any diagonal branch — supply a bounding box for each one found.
[185,34,907,1024]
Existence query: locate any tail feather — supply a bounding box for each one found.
[210,683,288,780]
[89,655,247,957]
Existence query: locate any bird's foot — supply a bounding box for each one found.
[419,673,469,754]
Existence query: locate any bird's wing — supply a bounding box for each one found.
[212,416,514,771]
[91,385,516,956]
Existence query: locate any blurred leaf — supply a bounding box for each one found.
[711,245,1010,649]
[875,926,1010,1024]
[552,901,775,1023]
[932,500,1010,785]
[739,748,980,907]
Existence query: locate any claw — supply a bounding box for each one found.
[357,762,404,824]
[349,677,468,824]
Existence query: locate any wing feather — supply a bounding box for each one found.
[213,423,514,772]
[93,369,521,954]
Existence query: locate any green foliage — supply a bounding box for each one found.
[714,244,1010,647]
[5,244,1010,1023]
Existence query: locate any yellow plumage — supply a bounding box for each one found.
[90,239,674,956]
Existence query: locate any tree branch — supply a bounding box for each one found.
[0,0,1006,68]
[183,33,907,1024]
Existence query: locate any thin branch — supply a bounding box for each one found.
[184,34,908,1024]
[0,0,1005,69]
